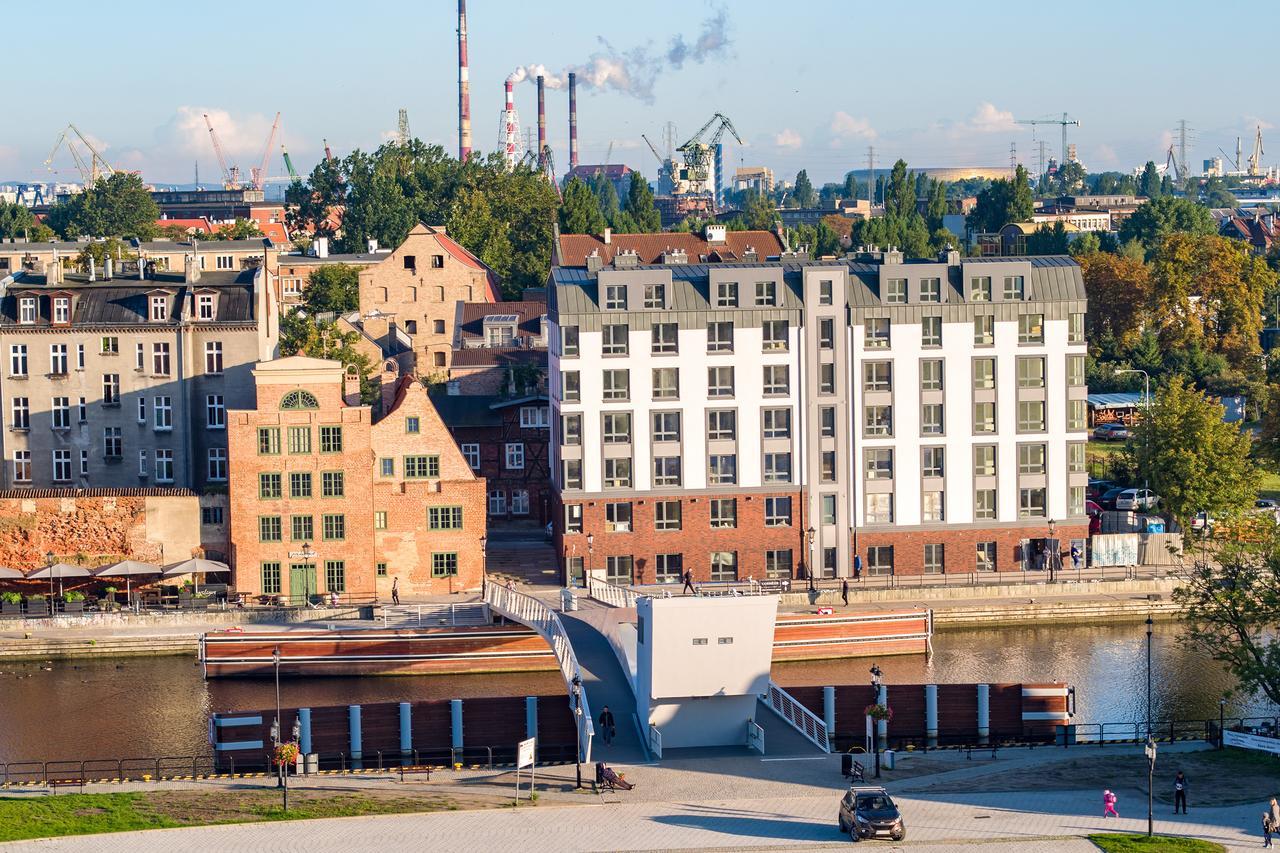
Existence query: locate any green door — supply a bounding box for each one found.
[289,563,316,605]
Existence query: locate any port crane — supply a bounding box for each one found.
[45,124,115,184]
[1015,113,1080,169]
[676,113,743,196]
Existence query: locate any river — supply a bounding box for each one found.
[1,621,1274,763]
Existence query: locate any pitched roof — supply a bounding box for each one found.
[428,392,504,428]
[432,230,502,303]
[457,300,546,343]
[555,229,786,268]
[1,269,258,326]
[154,218,215,234]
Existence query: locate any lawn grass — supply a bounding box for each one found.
[1258,470,1280,500]
[1089,833,1226,852]
[0,789,467,843]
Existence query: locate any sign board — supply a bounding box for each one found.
[288,551,317,560]
[517,736,536,769]
[1224,729,1280,756]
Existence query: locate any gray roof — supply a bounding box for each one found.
[133,239,272,252]
[0,270,257,326]
[279,252,390,265]
[429,393,503,428]
[0,241,110,253]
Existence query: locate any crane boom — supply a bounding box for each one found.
[203,113,239,189]
[641,134,663,165]
[675,113,743,198]
[1249,125,1265,177]
[250,112,281,191]
[282,145,299,181]
[45,124,114,184]
[1015,112,1080,169]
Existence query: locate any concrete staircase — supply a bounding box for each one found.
[485,535,562,587]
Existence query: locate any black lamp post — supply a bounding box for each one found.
[870,663,883,779]
[805,526,816,593]
[1218,698,1226,749]
[586,532,595,586]
[479,535,487,594]
[1145,615,1153,740]
[1047,519,1057,583]
[300,542,316,606]
[44,551,54,608]
[1145,614,1154,837]
[571,674,583,789]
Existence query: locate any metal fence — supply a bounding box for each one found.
[586,576,646,608]
[764,680,832,753]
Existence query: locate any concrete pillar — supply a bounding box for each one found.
[823,686,836,739]
[977,684,991,745]
[298,707,312,756]
[925,685,939,748]
[450,699,464,752]
[877,684,888,742]
[348,704,363,762]
[399,702,412,756]
[526,696,538,741]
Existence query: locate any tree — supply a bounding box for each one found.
[0,200,42,240]
[842,172,860,202]
[884,160,915,221]
[591,172,620,223]
[1069,231,1101,256]
[447,188,513,289]
[624,172,662,232]
[967,165,1034,233]
[73,237,136,272]
[45,173,159,240]
[1205,185,1239,209]
[741,191,777,231]
[1129,376,1258,526]
[1118,196,1216,255]
[1025,222,1070,255]
[211,218,264,240]
[1077,251,1151,349]
[1138,161,1163,199]
[559,177,606,234]
[1055,160,1086,194]
[792,170,816,208]
[303,264,363,314]
[924,179,947,231]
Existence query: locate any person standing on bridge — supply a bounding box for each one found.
[682,570,695,595]
[598,706,616,745]
[841,578,849,606]
[391,577,400,606]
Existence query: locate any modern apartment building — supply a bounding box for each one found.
[548,247,1089,585]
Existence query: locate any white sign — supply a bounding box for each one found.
[517,736,536,769]
[287,551,317,560]
[1224,729,1280,755]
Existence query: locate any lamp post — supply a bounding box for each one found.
[44,551,54,606]
[271,644,285,797]
[299,543,316,606]
[571,674,583,789]
[1047,519,1057,584]
[1115,368,1151,494]
[870,663,883,779]
[479,535,487,595]
[805,526,816,593]
[586,532,594,587]
[1218,698,1227,749]
[1145,736,1156,837]
[1145,615,1153,741]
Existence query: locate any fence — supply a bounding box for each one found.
[586,576,646,608]
[763,680,832,753]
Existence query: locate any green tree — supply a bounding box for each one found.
[1138,161,1163,199]
[447,188,514,286]
[559,177,606,234]
[45,173,159,239]
[285,158,345,240]
[792,170,816,208]
[924,179,947,231]
[591,172,620,223]
[967,165,1034,233]
[1025,221,1071,255]
[741,191,777,231]
[211,218,264,240]
[73,237,136,272]
[279,315,379,406]
[1069,231,1101,256]
[1118,196,1216,255]
[1055,160,1086,194]
[303,264,364,314]
[624,172,662,232]
[1078,251,1151,349]
[1129,376,1258,526]
[884,160,915,221]
[0,200,41,240]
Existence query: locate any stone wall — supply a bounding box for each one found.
[0,494,201,569]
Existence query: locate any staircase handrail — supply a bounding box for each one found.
[586,576,647,609]
[763,679,831,753]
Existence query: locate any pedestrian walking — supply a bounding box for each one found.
[1173,770,1187,814]
[1264,811,1274,848]
[1071,542,1082,570]
[853,553,862,581]
[682,569,695,595]
[598,705,616,746]
[391,577,400,606]
[841,578,849,606]
[1102,789,1119,818]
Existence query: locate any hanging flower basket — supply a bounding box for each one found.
[273,742,299,767]
[864,703,894,722]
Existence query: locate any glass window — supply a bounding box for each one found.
[974,315,994,345]
[654,500,681,531]
[754,281,776,306]
[404,455,441,478]
[319,426,343,453]
[865,448,893,480]
[291,515,314,541]
[432,553,459,577]
[563,504,583,533]
[380,457,395,477]
[708,410,736,440]
[287,426,311,454]
[1018,314,1044,344]
[765,549,792,579]
[715,281,738,307]
[325,561,345,593]
[561,370,580,402]
[864,405,892,436]
[1068,442,1086,474]
[765,496,791,527]
[561,326,579,357]
[863,362,891,392]
[257,428,280,455]
[261,562,282,594]
[1070,485,1086,517]
[1068,399,1087,431]
[974,445,996,476]
[652,367,679,400]
[821,494,836,526]
[974,402,996,434]
[374,510,387,530]
[604,285,627,310]
[1018,400,1046,432]
[710,550,738,581]
[710,498,736,529]
[763,452,791,483]
[259,516,282,542]
[970,276,992,302]
[643,283,666,309]
[1019,487,1047,518]
[763,364,789,396]
[922,490,945,522]
[708,366,734,397]
[1017,357,1046,388]
[924,544,944,574]
[973,358,995,390]
[653,456,682,486]
[259,472,282,499]
[820,407,836,437]
[602,502,631,533]
[428,506,463,530]
[707,321,734,352]
[921,359,943,391]
[976,542,996,572]
[602,412,631,444]
[975,489,997,520]
[820,450,837,483]
[1003,275,1024,300]
[763,319,789,352]
[819,363,835,394]
[602,323,629,355]
[922,446,944,478]
[708,454,736,485]
[290,471,312,498]
[1069,313,1085,344]
[602,369,629,400]
[865,318,890,348]
[605,555,633,585]
[652,411,680,442]
[562,459,583,489]
[762,407,790,439]
[921,403,944,435]
[1067,354,1085,386]
[866,545,894,576]
[651,323,678,354]
[865,493,893,524]
[322,513,346,540]
[655,554,683,583]
[1018,443,1046,474]
[884,278,907,304]
[818,318,835,349]
[920,277,941,303]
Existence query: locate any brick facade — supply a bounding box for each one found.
[854,521,1090,576]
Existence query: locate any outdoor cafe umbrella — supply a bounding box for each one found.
[161,558,229,595]
[0,567,25,580]
[27,563,91,597]
[93,560,162,600]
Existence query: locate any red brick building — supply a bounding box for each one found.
[228,356,486,602]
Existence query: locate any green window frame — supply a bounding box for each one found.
[259,472,282,499]
[280,390,319,410]
[258,516,282,542]
[322,471,344,498]
[376,562,388,577]
[428,506,463,530]
[291,514,313,542]
[379,458,394,477]
[431,552,459,577]
[287,426,312,454]
[404,455,440,479]
[289,472,312,499]
[322,513,346,541]
[405,416,420,434]
[319,425,343,453]
[261,561,282,594]
[257,427,280,455]
[325,560,346,593]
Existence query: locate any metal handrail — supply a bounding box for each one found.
[586,576,646,608]
[763,680,831,753]
[484,584,594,763]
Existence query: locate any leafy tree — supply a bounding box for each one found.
[1205,185,1239,209]
[73,237,136,272]
[610,211,638,233]
[45,173,159,240]
[285,159,344,240]
[624,172,662,232]
[211,218,264,240]
[1138,161,1163,199]
[1054,160,1086,194]
[967,165,1034,233]
[447,188,513,283]
[788,220,841,258]
[279,315,379,405]
[884,160,915,221]
[1077,252,1151,348]
[842,172,859,201]
[591,172,620,223]
[924,179,947,231]
[559,177,606,234]
[792,169,816,208]
[741,191,778,231]
[818,183,840,209]
[1118,196,1216,255]
[1069,231,1101,256]
[1025,221,1070,255]
[1129,376,1258,526]
[157,223,195,241]
[0,200,42,240]
[303,264,363,314]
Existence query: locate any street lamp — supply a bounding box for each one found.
[299,543,316,606]
[1145,615,1153,741]
[479,535,487,591]
[1145,736,1157,837]
[1047,519,1057,584]
[1218,698,1227,750]
[1115,368,1151,494]
[44,551,54,605]
[571,674,583,789]
[805,526,816,593]
[870,664,883,779]
[272,645,283,795]
[586,533,594,587]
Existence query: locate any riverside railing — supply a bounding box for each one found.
[763,680,832,753]
[586,576,647,608]
[484,584,594,764]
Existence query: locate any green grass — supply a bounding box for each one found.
[1258,470,1280,500]
[1090,833,1226,852]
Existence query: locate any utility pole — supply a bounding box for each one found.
[1038,140,1048,187]
[1009,142,1018,178]
[1177,119,1189,182]
[866,146,876,206]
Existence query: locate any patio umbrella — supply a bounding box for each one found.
[0,567,25,579]
[27,563,91,597]
[162,558,229,595]
[94,560,162,600]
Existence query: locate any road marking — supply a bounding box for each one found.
[760,756,829,762]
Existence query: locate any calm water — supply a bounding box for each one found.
[0,622,1273,762]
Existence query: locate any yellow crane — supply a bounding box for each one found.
[45,124,115,184]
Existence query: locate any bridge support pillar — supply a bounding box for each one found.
[823,686,836,742]
[298,707,312,757]
[977,684,991,745]
[399,702,412,758]
[451,699,464,758]
[925,684,939,748]
[526,696,538,742]
[349,704,363,767]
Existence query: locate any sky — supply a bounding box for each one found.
[11,0,1274,187]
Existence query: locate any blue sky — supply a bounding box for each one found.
[12,0,1272,186]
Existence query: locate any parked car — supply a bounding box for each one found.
[838,786,906,842]
[1085,500,1103,517]
[1087,479,1115,500]
[1115,488,1159,511]
[1098,487,1128,510]
[1093,423,1131,441]
[1255,499,1279,511]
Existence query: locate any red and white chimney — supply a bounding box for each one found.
[568,71,579,170]
[457,0,472,161]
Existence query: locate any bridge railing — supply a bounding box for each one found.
[484,584,594,763]
[763,680,831,754]
[586,576,647,609]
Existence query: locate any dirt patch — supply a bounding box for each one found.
[131,787,473,824]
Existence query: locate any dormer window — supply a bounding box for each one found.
[18,297,36,325]
[483,315,518,347]
[52,297,70,325]
[150,295,169,322]
[197,294,215,321]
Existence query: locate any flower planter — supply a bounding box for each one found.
[62,600,84,615]
[1,602,21,616]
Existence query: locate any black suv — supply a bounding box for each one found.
[838,785,905,842]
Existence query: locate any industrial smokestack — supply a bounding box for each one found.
[568,71,579,170]
[536,75,547,172]
[501,79,520,172]
[457,0,472,161]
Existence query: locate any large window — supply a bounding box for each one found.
[1019,487,1047,518]
[652,367,679,400]
[765,496,791,527]
[865,493,893,524]
[605,502,632,532]
[710,551,738,581]
[920,277,941,303]
[921,359,943,391]
[884,279,907,304]
[432,553,459,577]
[715,281,738,307]
[643,283,666,309]
[708,454,737,485]
[707,321,734,353]
[602,323,629,356]
[975,488,997,520]
[261,562,282,594]
[606,555,633,585]
[763,320,789,352]
[762,408,790,439]
[765,549,792,579]
[974,315,994,346]
[603,413,631,444]
[322,513,346,540]
[754,281,777,306]
[922,446,944,478]
[865,448,893,480]
[258,427,280,455]
[924,544,944,574]
[763,365,789,396]
[1017,357,1045,388]
[291,515,313,542]
[259,472,282,499]
[654,500,681,531]
[603,457,632,488]
[561,415,582,447]
[259,516,282,542]
[864,405,892,436]
[763,452,791,483]
[561,371,580,402]
[921,402,944,436]
[289,472,312,498]
[206,395,225,429]
[866,546,894,576]
[864,318,890,348]
[602,370,629,401]
[653,456,682,486]
[564,504,582,534]
[970,276,992,302]
[428,506,463,530]
[710,498,736,529]
[922,490,945,522]
[319,426,343,453]
[974,445,996,476]
[652,411,680,442]
[560,326,579,357]
[288,426,311,454]
[1018,400,1046,432]
[651,323,678,354]
[708,410,736,440]
[976,542,996,572]
[921,316,942,347]
[604,285,627,311]
[325,561,346,593]
[1003,275,1024,300]
[863,362,891,392]
[708,366,735,398]
[1018,443,1046,474]
[1018,313,1044,344]
[404,455,441,478]
[505,442,525,469]
[655,554,682,583]
[974,401,996,434]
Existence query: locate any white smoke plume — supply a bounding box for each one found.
[510,9,731,103]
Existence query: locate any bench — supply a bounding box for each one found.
[49,776,84,794]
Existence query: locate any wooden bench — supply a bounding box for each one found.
[49,776,84,794]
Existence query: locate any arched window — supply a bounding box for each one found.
[280,390,319,410]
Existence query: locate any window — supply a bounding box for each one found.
[135,342,145,371]
[763,364,789,396]
[602,369,629,401]
[511,489,530,516]
[286,426,311,455]
[1019,487,1047,518]
[259,562,283,594]
[973,402,996,434]
[1068,442,1086,474]
[1018,314,1044,344]
[922,446,944,478]
[710,498,736,529]
[974,445,996,477]
[763,320,789,352]
[51,396,69,430]
[12,451,29,483]
[103,426,122,458]
[561,370,580,402]
[864,405,892,436]
[820,407,836,438]
[155,449,174,483]
[603,457,632,488]
[49,344,67,375]
[101,336,118,356]
[18,297,35,324]
[921,403,944,435]
[1018,443,1046,474]
[865,448,893,480]
[707,321,734,352]
[708,454,736,485]
[137,450,148,477]
[290,515,314,542]
[921,316,942,347]
[821,450,837,482]
[885,278,907,304]
[765,496,791,527]
[207,448,227,481]
[762,408,790,439]
[214,255,234,271]
[1003,275,1024,300]
[1017,357,1045,388]
[974,315,994,345]
[1067,354,1085,386]
[205,395,225,429]
[863,361,891,392]
[1018,400,1046,432]
[197,293,215,320]
[715,281,738,307]
[924,543,944,574]
[564,504,583,533]
[519,406,549,429]
[655,553,682,583]
[754,281,777,306]
[643,283,666,309]
[1069,313,1085,344]
[322,471,344,497]
[8,345,26,377]
[561,326,579,357]
[653,456,681,486]
[201,506,224,526]
[975,488,997,520]
[488,490,507,515]
[865,317,890,348]
[376,562,388,577]
[258,472,283,499]
[149,342,170,376]
[319,426,343,453]
[322,513,346,540]
[604,285,627,310]
[867,546,894,576]
[562,459,583,489]
[505,442,525,469]
[817,317,836,349]
[1068,399,1087,431]
[708,366,734,398]
[652,411,680,442]
[973,358,995,390]
[654,500,681,531]
[763,452,791,483]
[970,276,992,302]
[50,449,71,482]
[602,412,631,444]
[707,410,736,440]
[920,359,943,391]
[602,323,629,355]
[710,551,738,581]
[461,443,481,470]
[821,494,836,526]
[428,506,464,530]
[404,455,440,478]
[404,416,420,434]
[324,561,346,593]
[976,542,996,572]
[150,295,169,321]
[290,472,312,498]
[254,428,280,456]
[259,516,283,542]
[866,493,893,524]
[10,397,28,430]
[922,490,945,522]
[605,555,633,585]
[819,279,833,305]
[823,547,837,577]
[920,277,941,303]
[153,396,172,431]
[432,553,459,577]
[651,323,678,354]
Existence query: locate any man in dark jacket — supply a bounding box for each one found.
[599,706,616,745]
[841,578,849,605]
[682,570,695,595]
[1173,770,1188,814]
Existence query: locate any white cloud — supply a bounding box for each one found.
[1093,144,1120,168]
[775,128,803,149]
[155,106,280,163]
[1243,115,1273,131]
[829,111,876,143]
[958,102,1018,135]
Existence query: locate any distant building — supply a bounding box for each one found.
[734,166,774,194]
[553,224,786,270]
[150,188,285,232]
[275,239,391,307]
[1219,209,1280,255]
[566,164,635,200]
[449,300,547,396]
[132,238,277,277]
[996,221,1081,255]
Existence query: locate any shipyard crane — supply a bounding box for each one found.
[203,113,241,189]
[676,112,743,197]
[398,109,411,145]
[1015,113,1080,170]
[281,145,300,181]
[249,112,281,191]
[541,145,562,201]
[1165,144,1187,184]
[45,124,115,184]
[642,134,663,166]
[1249,125,1265,177]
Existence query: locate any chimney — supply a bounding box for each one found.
[457,0,472,161]
[88,256,97,282]
[603,227,611,245]
[568,71,579,169]
[314,237,329,258]
[343,366,362,407]
[614,249,639,268]
[104,257,113,280]
[502,78,518,170]
[184,253,201,283]
[585,249,603,274]
[45,259,63,286]
[536,75,547,171]
[367,238,379,253]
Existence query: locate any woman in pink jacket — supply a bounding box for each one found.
[1103,789,1119,818]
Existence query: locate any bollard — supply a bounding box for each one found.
[977,684,991,746]
[349,705,363,766]
[298,708,313,757]
[925,685,938,749]
[823,687,836,742]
